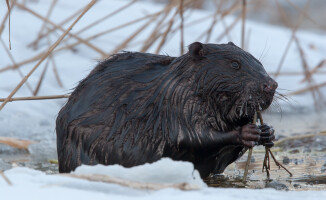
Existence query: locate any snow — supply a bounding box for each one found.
[0,0,326,199]
[1,160,326,200]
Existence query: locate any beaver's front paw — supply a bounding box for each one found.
[258,124,275,148]
[238,124,261,148]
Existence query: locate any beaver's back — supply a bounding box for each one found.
[56,52,175,172]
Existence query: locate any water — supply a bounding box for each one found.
[206,110,326,191]
[1,110,326,190]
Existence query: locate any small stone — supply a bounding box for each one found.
[294,159,299,165]
[289,149,300,154]
[321,162,326,173]
[265,180,288,190]
[293,184,301,188]
[282,156,290,165]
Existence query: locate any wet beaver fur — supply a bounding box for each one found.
[56,42,277,178]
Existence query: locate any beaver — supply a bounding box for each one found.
[56,42,277,178]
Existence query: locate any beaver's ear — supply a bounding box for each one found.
[188,42,205,60]
[227,42,236,46]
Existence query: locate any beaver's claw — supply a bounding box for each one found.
[258,124,275,148]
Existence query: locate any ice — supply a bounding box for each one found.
[1,162,326,199]
[74,158,205,187]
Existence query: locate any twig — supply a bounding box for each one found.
[241,0,246,49]
[268,148,293,176]
[50,55,63,87]
[0,0,16,36]
[179,0,184,55]
[301,59,326,83]
[0,171,12,186]
[33,58,50,96]
[274,131,326,147]
[0,137,36,150]
[287,82,326,96]
[47,33,63,87]
[0,95,70,102]
[5,0,11,49]
[258,112,293,177]
[269,71,326,76]
[242,112,257,183]
[0,0,97,111]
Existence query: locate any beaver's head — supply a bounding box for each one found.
[188,42,278,130]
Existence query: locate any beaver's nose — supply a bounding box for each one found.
[262,79,278,93]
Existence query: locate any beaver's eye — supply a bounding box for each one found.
[231,61,240,70]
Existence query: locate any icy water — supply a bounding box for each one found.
[1,110,326,191]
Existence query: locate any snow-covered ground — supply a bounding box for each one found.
[2,158,326,200]
[0,0,326,199]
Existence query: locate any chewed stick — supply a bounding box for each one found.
[257,112,293,177]
[242,112,257,182]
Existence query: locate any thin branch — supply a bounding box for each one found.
[0,95,70,102]
[33,58,50,96]
[5,0,11,49]
[179,0,184,55]
[301,59,326,83]
[241,0,246,49]
[0,171,12,186]
[242,112,257,183]
[287,82,326,96]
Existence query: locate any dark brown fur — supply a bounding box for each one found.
[56,42,277,178]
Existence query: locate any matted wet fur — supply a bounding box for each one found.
[56,42,277,178]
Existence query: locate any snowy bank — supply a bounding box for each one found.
[1,158,326,200]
